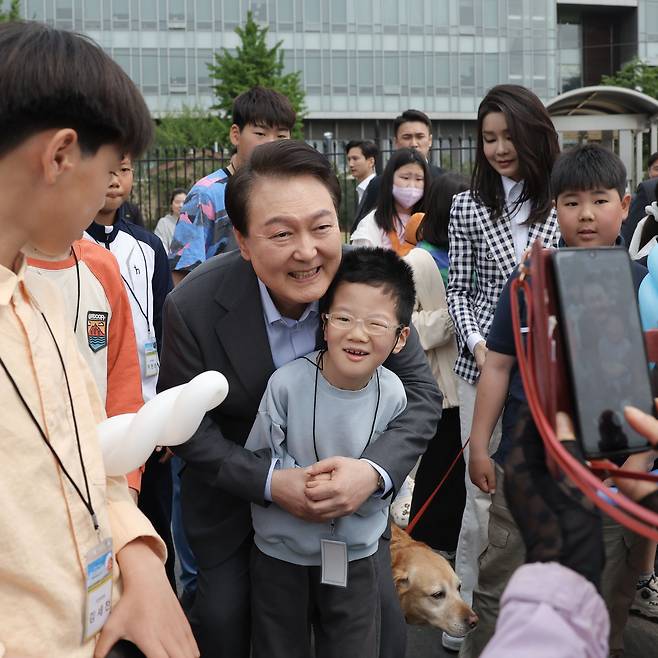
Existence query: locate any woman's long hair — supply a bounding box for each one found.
[418,173,470,249]
[471,84,560,224]
[374,148,430,233]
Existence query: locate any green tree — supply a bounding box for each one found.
[208,10,305,138]
[154,105,227,150]
[602,58,658,99]
[0,0,20,21]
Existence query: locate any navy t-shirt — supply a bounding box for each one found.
[487,244,648,465]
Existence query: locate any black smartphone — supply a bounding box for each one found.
[552,247,653,460]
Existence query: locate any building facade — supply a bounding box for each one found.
[20,0,658,140]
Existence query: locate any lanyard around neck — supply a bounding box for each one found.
[0,311,98,531]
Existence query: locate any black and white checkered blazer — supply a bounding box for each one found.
[447,190,559,384]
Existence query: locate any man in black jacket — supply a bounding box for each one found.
[352,109,445,231]
[158,140,442,658]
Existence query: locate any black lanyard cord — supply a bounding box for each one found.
[121,222,151,336]
[71,246,81,334]
[0,312,98,531]
[94,224,151,335]
[304,350,381,463]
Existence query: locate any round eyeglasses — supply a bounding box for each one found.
[322,312,402,337]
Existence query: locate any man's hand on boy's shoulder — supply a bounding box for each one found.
[94,538,199,658]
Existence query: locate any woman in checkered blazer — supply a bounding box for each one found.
[444,84,560,650]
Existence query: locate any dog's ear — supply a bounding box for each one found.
[392,568,410,595]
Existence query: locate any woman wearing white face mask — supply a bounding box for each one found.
[351,148,428,255]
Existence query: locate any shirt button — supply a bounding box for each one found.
[486,251,494,260]
[489,279,496,286]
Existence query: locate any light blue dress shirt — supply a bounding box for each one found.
[257,280,392,500]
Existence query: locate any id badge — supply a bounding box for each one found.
[144,337,159,378]
[320,534,348,588]
[83,538,113,642]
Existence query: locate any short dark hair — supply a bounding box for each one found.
[231,86,296,132]
[225,140,341,235]
[346,139,379,162]
[374,148,429,233]
[649,152,658,170]
[418,173,470,249]
[0,22,153,158]
[472,85,559,224]
[169,187,187,204]
[394,109,432,137]
[551,144,627,200]
[320,247,416,326]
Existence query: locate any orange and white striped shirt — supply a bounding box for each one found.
[28,240,144,490]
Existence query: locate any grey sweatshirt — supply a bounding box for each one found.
[245,351,407,566]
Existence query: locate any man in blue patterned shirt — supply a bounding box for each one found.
[169,86,296,283]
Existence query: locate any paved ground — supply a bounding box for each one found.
[405,614,658,657]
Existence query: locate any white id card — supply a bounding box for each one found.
[144,338,159,378]
[320,537,348,588]
[83,538,113,642]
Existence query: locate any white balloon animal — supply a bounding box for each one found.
[98,371,229,476]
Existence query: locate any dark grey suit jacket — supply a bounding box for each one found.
[158,249,442,567]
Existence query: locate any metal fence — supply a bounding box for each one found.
[132,137,476,233]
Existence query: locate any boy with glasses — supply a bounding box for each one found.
[245,247,412,658]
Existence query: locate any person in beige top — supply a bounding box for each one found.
[0,22,197,658]
[402,174,469,559]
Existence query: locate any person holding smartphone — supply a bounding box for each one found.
[464,144,648,657]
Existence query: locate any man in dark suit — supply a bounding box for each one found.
[158,140,442,657]
[352,109,445,231]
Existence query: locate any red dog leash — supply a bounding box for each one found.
[406,437,470,535]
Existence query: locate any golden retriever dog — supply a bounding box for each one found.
[390,524,478,637]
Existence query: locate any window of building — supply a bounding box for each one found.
[484,53,499,88]
[196,0,212,28]
[484,0,498,27]
[223,0,240,27]
[435,53,450,92]
[459,0,475,25]
[275,0,293,28]
[197,48,213,91]
[167,0,185,27]
[358,52,373,92]
[460,53,475,89]
[303,50,322,93]
[304,0,321,28]
[113,0,130,27]
[332,53,348,92]
[113,48,131,76]
[410,52,425,93]
[383,53,400,93]
[142,48,159,94]
[332,0,347,29]
[138,0,156,28]
[382,0,399,28]
[55,0,73,27]
[508,0,523,19]
[26,0,45,21]
[408,0,424,27]
[169,48,187,91]
[84,1,101,28]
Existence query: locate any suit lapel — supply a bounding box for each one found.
[477,204,516,276]
[214,257,275,402]
[527,209,558,248]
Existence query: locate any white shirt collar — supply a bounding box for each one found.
[501,176,528,225]
[356,173,376,193]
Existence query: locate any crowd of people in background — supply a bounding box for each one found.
[4,18,658,658]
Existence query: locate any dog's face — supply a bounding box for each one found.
[391,527,478,637]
